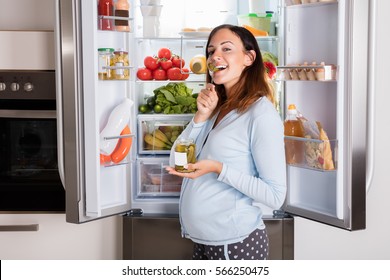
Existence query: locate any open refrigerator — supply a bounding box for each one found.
[55,0,368,258]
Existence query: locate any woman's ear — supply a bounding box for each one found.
[244,50,256,66]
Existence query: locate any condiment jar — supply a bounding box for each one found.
[98,0,114,30]
[113,49,130,80]
[98,48,114,80]
[174,138,196,173]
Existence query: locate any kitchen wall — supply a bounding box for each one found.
[0,0,122,260]
[1,0,389,260]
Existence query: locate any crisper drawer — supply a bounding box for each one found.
[136,157,183,198]
[137,114,193,155]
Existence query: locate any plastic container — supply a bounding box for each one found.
[237,13,271,33]
[148,168,183,186]
[98,48,114,80]
[100,98,133,155]
[284,104,305,164]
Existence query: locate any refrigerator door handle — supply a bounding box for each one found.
[54,0,66,189]
[366,0,376,193]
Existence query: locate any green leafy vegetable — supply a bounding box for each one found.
[153,82,197,114]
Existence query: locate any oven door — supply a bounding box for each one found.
[0,110,65,212]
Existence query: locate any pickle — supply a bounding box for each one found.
[187,145,196,164]
[174,139,196,172]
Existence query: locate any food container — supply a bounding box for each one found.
[237,13,271,33]
[137,157,183,197]
[140,0,161,5]
[174,138,196,173]
[284,136,337,171]
[98,48,114,80]
[138,115,192,155]
[112,49,130,79]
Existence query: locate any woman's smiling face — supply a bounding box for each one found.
[207,28,255,92]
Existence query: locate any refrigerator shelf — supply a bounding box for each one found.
[98,15,134,22]
[275,64,337,81]
[285,0,338,9]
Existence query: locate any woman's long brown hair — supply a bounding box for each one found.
[206,24,274,116]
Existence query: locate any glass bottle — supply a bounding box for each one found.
[114,0,130,32]
[284,104,305,165]
[174,138,196,173]
[98,0,114,31]
[113,49,129,80]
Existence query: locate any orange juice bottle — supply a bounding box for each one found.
[284,104,305,164]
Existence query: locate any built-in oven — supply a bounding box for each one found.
[0,70,65,212]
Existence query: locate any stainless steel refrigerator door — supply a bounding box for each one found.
[55,0,133,223]
[282,0,367,230]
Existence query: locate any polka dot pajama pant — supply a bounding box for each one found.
[192,228,269,260]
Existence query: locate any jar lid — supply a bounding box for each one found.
[98,48,115,52]
[114,50,128,54]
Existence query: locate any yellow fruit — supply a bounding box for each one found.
[190,55,207,74]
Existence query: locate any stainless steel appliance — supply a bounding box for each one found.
[0,70,65,212]
[55,0,369,259]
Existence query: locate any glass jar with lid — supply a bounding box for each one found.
[113,49,130,80]
[174,138,196,173]
[98,48,114,80]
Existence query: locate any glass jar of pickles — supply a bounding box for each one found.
[112,49,130,80]
[98,48,114,80]
[174,138,196,173]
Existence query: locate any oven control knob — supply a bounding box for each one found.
[0,82,6,91]
[24,82,34,92]
[11,82,20,92]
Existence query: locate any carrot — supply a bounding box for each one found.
[242,24,268,37]
[100,153,111,165]
[111,125,132,164]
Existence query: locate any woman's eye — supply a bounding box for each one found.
[207,50,214,56]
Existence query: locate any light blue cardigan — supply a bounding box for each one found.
[170,97,287,246]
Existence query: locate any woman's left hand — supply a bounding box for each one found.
[166,159,223,179]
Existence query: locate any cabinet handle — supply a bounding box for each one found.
[0,224,39,232]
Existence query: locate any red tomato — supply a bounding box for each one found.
[181,68,190,80]
[144,56,159,70]
[172,56,185,68]
[136,68,152,80]
[153,69,168,80]
[157,48,171,60]
[167,67,182,80]
[160,59,173,70]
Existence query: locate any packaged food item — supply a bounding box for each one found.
[189,54,207,74]
[113,49,130,80]
[315,61,326,81]
[98,48,114,80]
[100,98,133,155]
[284,104,305,164]
[297,64,307,80]
[174,138,196,172]
[305,61,316,80]
[298,115,335,170]
[114,0,130,32]
[98,0,114,30]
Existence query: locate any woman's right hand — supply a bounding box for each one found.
[194,83,218,123]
